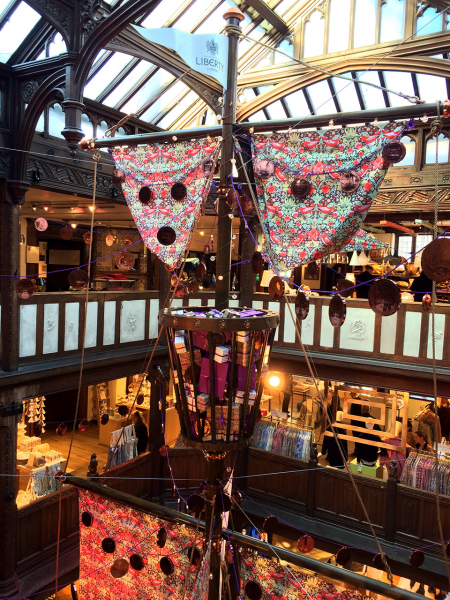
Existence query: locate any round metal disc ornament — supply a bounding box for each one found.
[203,244,211,255]
[422,294,432,312]
[56,423,68,436]
[35,217,48,231]
[252,251,265,274]
[101,413,109,425]
[83,232,92,244]
[174,283,185,298]
[373,553,388,571]
[160,557,174,575]
[187,494,206,515]
[111,559,129,578]
[34,423,43,436]
[336,278,354,298]
[263,516,278,535]
[123,234,132,246]
[336,547,352,566]
[117,405,129,417]
[306,261,319,279]
[68,269,88,290]
[295,292,309,320]
[136,394,144,406]
[421,238,450,282]
[245,581,262,600]
[291,177,310,199]
[171,182,187,201]
[221,494,232,513]
[60,226,73,240]
[78,419,90,432]
[196,261,207,279]
[130,554,144,571]
[102,537,116,553]
[382,141,406,164]
[157,227,176,246]
[226,188,238,210]
[409,550,425,568]
[187,547,201,566]
[157,528,167,548]
[188,278,199,294]
[298,535,314,553]
[106,234,114,247]
[15,278,36,299]
[268,276,284,300]
[81,512,93,527]
[115,250,135,271]
[339,171,360,194]
[254,159,274,180]
[329,295,346,328]
[368,279,401,316]
[139,186,155,205]
[231,490,242,509]
[112,168,126,185]
[202,157,214,177]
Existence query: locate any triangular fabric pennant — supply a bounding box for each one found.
[110,139,220,267]
[249,122,405,270]
[342,228,390,252]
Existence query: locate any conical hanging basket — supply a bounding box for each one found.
[159,306,279,452]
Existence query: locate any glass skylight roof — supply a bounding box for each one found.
[0,2,40,63]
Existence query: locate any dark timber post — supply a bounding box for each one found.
[215,7,244,311]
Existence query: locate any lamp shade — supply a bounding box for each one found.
[349,251,359,266]
[358,250,369,265]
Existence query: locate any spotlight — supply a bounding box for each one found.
[89,206,95,212]
[32,205,37,211]
[269,375,280,388]
[43,206,48,211]
[71,223,77,229]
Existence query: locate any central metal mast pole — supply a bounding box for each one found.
[215,7,244,311]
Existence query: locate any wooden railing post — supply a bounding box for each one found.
[147,369,167,502]
[306,442,318,518]
[384,461,398,542]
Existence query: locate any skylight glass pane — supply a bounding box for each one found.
[274,39,293,64]
[175,0,215,32]
[239,26,265,58]
[97,120,110,152]
[36,111,44,132]
[48,104,65,138]
[204,110,217,125]
[328,0,350,53]
[48,33,66,57]
[140,81,188,122]
[36,48,46,61]
[158,90,198,128]
[84,52,134,99]
[241,88,256,102]
[266,101,286,120]
[395,136,415,166]
[426,133,449,163]
[274,0,297,16]
[0,0,10,13]
[307,80,335,114]
[125,69,175,116]
[0,2,41,63]
[383,71,414,107]
[195,2,228,33]
[248,110,266,122]
[103,61,153,108]
[258,85,274,94]
[332,75,360,112]
[417,74,447,104]
[380,0,405,43]
[357,71,385,109]
[141,0,178,28]
[92,49,107,67]
[284,89,311,118]
[416,7,441,35]
[303,10,325,58]
[255,53,272,67]
[81,114,93,139]
[354,0,376,47]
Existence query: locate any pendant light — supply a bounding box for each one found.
[358,250,369,265]
[349,251,359,266]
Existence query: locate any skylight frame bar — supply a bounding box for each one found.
[96,56,141,103]
[87,50,113,84]
[115,65,159,112]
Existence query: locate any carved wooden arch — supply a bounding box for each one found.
[24,0,71,47]
[12,69,66,181]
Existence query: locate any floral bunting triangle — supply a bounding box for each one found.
[342,228,390,252]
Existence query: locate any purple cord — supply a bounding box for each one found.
[219,483,242,599]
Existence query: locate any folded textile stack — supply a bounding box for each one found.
[214,345,230,363]
[174,330,187,354]
[235,389,256,405]
[19,436,42,451]
[204,404,240,440]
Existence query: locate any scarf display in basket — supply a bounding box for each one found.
[250,122,405,270]
[78,489,208,600]
[110,138,220,267]
[400,450,450,494]
[107,424,138,468]
[252,421,311,460]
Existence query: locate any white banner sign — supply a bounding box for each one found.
[133,26,229,89]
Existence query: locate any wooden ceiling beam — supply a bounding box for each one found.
[243,0,290,36]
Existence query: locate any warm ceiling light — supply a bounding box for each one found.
[43,206,48,211]
[71,223,77,229]
[32,205,36,210]
[200,231,204,235]
[89,206,95,211]
[269,375,280,388]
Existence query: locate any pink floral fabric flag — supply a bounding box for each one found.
[342,229,389,252]
[110,138,220,267]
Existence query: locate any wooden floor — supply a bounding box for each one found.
[42,423,110,477]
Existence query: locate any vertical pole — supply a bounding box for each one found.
[205,455,224,599]
[215,7,244,311]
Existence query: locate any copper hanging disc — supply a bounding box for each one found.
[117,405,128,417]
[295,292,310,320]
[226,188,237,210]
[139,186,155,205]
[203,244,211,255]
[368,279,401,316]
[157,226,176,246]
[373,553,389,572]
[188,278,200,294]
[297,535,315,553]
[329,294,346,327]
[34,217,48,231]
[339,171,360,194]
[254,159,274,180]
[336,547,352,566]
[100,413,109,425]
[56,423,68,436]
[242,196,254,215]
[187,494,206,515]
[268,275,284,300]
[78,419,90,432]
[382,141,406,164]
[245,581,262,600]
[123,234,132,246]
[291,177,310,199]
[422,293,432,312]
[159,557,174,576]
[106,234,114,246]
[171,182,187,201]
[196,261,207,279]
[83,232,92,244]
[110,559,129,578]
[81,512,93,527]
[157,527,167,548]
[115,250,135,271]
[421,238,450,282]
[68,269,88,290]
[231,490,242,509]
[202,157,214,177]
[306,261,319,279]
[252,251,265,274]
[136,394,144,406]
[409,550,425,568]
[187,547,201,566]
[336,278,354,298]
[112,168,126,185]
[263,515,278,535]
[159,445,167,457]
[221,494,232,513]
[130,554,144,571]
[60,226,73,240]
[102,537,116,553]
[15,278,36,299]
[174,283,185,298]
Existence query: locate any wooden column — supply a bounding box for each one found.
[384,463,398,542]
[306,443,318,518]
[147,369,166,502]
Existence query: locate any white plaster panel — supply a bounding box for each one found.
[64,303,79,351]
[84,302,98,349]
[229,300,239,308]
[427,313,446,360]
[283,306,297,343]
[403,311,422,357]
[120,299,145,343]
[19,304,37,357]
[208,298,215,306]
[339,307,375,352]
[380,312,397,354]
[268,302,279,341]
[189,298,199,306]
[301,303,314,346]
[171,299,183,308]
[149,298,159,339]
[320,305,334,348]
[252,301,264,310]
[43,304,59,354]
[103,301,116,346]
